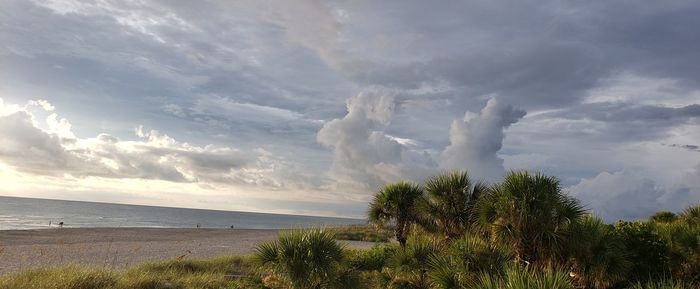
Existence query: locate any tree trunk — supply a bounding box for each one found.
[396,222,407,248]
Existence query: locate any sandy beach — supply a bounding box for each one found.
[0,228,375,274]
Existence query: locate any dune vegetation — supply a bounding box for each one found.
[1,170,699,289]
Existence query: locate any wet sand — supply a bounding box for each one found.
[0,228,375,274]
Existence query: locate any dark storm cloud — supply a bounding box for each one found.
[329,0,700,110]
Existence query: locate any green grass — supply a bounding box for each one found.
[328,224,392,242]
[0,256,253,289]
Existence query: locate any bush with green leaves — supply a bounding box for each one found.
[428,234,515,289]
[330,225,392,243]
[348,243,399,271]
[679,203,700,226]
[253,228,359,289]
[566,215,631,289]
[472,266,575,289]
[615,221,671,282]
[656,221,700,283]
[377,234,440,289]
[650,211,679,223]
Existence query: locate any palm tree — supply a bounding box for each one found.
[253,228,357,289]
[566,215,631,289]
[420,171,487,240]
[476,170,585,265]
[368,181,424,248]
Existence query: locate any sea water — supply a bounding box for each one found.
[0,196,365,230]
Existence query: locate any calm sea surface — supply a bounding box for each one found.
[0,196,365,230]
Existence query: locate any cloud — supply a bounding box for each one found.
[317,90,436,192]
[569,170,700,222]
[550,103,700,123]
[317,94,526,190]
[1,0,700,218]
[440,98,526,181]
[665,143,700,152]
[0,98,264,184]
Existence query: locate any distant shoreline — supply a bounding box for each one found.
[0,227,374,274]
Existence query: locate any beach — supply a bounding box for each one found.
[0,228,375,274]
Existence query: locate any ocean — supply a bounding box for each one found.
[0,196,365,230]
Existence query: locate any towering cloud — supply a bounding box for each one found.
[441,98,526,181]
[317,90,436,192]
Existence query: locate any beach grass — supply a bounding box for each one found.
[0,256,253,289]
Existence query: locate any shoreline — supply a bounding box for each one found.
[0,227,375,274]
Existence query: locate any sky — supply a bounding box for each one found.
[1,0,699,221]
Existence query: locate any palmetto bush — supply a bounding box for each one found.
[566,215,631,289]
[253,228,359,289]
[679,203,700,226]
[656,220,700,283]
[428,234,515,289]
[377,234,440,289]
[472,265,575,289]
[477,170,585,265]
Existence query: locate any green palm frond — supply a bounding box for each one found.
[476,170,586,265]
[680,203,700,225]
[253,228,348,289]
[421,170,486,240]
[566,215,631,289]
[368,181,424,247]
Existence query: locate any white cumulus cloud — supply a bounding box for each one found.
[441,98,526,181]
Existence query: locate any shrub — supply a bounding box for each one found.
[566,216,631,289]
[428,234,515,289]
[650,211,679,223]
[679,203,700,226]
[253,228,357,289]
[472,266,575,289]
[656,221,700,283]
[330,225,392,242]
[348,243,399,271]
[377,234,440,289]
[615,221,671,282]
